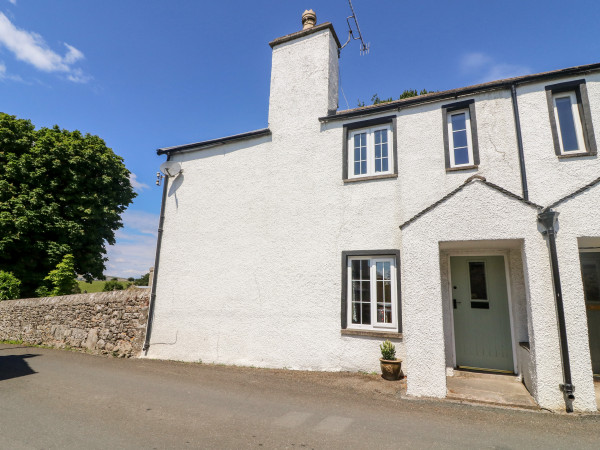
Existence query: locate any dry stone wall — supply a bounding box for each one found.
[0,289,149,357]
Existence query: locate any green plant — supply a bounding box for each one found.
[0,113,136,297]
[134,272,150,286]
[39,254,80,296]
[0,270,21,300]
[103,279,124,291]
[380,340,396,360]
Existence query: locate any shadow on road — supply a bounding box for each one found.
[0,354,39,381]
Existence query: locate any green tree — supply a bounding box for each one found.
[103,279,124,291]
[0,270,21,300]
[0,113,136,296]
[39,254,80,296]
[134,272,150,286]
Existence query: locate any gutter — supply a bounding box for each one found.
[143,155,170,353]
[511,84,529,201]
[537,210,575,412]
[319,62,600,123]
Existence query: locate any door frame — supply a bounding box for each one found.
[446,250,518,374]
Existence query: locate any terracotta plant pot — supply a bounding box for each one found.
[380,358,402,381]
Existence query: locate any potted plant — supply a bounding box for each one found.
[379,340,402,380]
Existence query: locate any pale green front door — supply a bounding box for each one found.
[451,256,514,372]
[580,252,600,375]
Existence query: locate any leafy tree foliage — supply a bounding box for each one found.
[0,113,136,296]
[134,272,150,286]
[0,270,21,300]
[37,254,80,297]
[103,279,125,291]
[359,89,437,106]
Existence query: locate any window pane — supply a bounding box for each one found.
[360,260,370,279]
[385,306,392,323]
[361,161,367,174]
[454,147,469,165]
[469,262,488,300]
[354,161,360,175]
[362,302,371,325]
[351,260,360,279]
[352,302,360,324]
[375,159,381,172]
[352,281,361,301]
[382,159,388,172]
[555,96,579,151]
[381,143,388,158]
[354,147,360,161]
[453,129,468,149]
[451,112,466,131]
[375,131,381,145]
[582,263,600,302]
[375,145,381,158]
[384,281,391,303]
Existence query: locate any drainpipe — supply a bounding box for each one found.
[143,155,170,353]
[511,84,529,201]
[537,209,575,412]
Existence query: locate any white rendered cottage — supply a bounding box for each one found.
[146,12,600,412]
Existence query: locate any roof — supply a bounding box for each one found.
[156,128,271,156]
[399,176,542,230]
[269,22,341,49]
[320,62,600,122]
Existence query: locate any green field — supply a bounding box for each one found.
[77,280,130,293]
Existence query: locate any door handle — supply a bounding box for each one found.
[453,299,462,309]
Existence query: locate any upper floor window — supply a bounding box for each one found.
[348,126,392,177]
[546,79,597,157]
[447,109,474,167]
[442,99,480,171]
[343,116,398,181]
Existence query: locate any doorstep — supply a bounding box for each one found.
[446,370,539,410]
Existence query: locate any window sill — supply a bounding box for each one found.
[341,329,403,339]
[343,173,398,183]
[557,152,596,159]
[446,165,478,172]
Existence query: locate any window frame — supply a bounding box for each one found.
[342,116,398,182]
[545,79,597,157]
[441,99,480,171]
[341,250,402,332]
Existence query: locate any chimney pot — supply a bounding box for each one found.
[301,9,317,30]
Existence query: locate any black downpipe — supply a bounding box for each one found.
[143,155,170,353]
[511,84,529,201]
[538,210,575,412]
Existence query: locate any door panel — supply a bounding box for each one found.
[580,252,600,375]
[451,255,514,372]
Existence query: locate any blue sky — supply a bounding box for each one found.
[1,0,599,277]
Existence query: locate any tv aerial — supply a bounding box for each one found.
[340,0,369,55]
[156,161,182,186]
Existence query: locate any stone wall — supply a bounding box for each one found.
[0,289,150,357]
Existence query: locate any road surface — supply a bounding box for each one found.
[0,344,598,449]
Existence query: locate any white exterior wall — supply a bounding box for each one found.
[517,74,600,206]
[552,184,600,411]
[149,21,600,411]
[148,27,403,373]
[400,181,565,409]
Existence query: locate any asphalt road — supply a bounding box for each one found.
[0,344,598,449]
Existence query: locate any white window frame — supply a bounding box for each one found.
[552,91,587,155]
[346,256,397,330]
[447,108,474,168]
[347,125,393,179]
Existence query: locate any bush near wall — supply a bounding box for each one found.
[0,290,149,357]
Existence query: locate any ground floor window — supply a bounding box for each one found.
[341,250,401,332]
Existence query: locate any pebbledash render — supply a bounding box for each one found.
[146,13,600,412]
